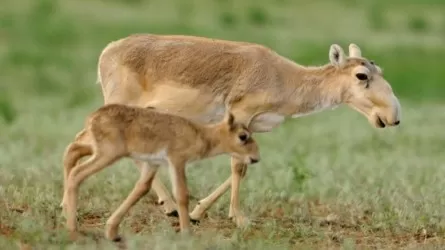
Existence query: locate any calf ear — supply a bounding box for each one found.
[329,44,346,67]
[226,112,235,130]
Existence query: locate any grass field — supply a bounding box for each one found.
[1,0,445,249]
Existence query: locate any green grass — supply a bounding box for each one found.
[1,0,444,249]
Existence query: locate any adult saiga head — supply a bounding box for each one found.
[329,43,401,128]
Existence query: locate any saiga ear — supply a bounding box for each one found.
[329,44,346,67]
[348,43,362,58]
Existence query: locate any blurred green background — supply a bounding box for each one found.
[1,0,444,125]
[1,0,445,249]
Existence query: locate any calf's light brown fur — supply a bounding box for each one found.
[96,34,402,227]
[61,104,259,241]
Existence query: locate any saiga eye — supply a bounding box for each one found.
[356,73,368,81]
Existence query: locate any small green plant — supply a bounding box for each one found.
[219,11,238,28]
[288,153,312,193]
[408,15,429,32]
[246,6,269,26]
[27,0,78,48]
[0,97,16,124]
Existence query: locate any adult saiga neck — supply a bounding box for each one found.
[275,56,345,117]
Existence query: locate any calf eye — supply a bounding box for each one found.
[239,133,248,142]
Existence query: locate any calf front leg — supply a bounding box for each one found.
[190,108,254,225]
[105,163,159,241]
[133,160,178,217]
[189,157,250,227]
[169,159,191,234]
[189,177,231,222]
[228,157,250,228]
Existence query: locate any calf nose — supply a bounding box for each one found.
[250,158,259,164]
[394,120,400,125]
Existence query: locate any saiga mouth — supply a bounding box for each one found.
[376,116,385,128]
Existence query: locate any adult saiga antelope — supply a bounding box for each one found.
[95,34,401,227]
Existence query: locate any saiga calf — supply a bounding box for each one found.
[60,104,260,241]
[95,34,402,227]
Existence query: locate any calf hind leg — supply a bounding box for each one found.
[65,151,121,237]
[60,142,93,210]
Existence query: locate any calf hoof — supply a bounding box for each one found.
[190,218,200,225]
[112,235,122,242]
[230,215,251,229]
[68,231,80,241]
[166,210,179,217]
[179,228,192,236]
[106,232,125,244]
[111,235,127,249]
[158,200,178,218]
